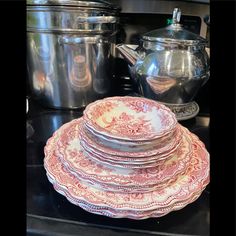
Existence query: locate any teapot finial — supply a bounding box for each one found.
[172,8,181,24]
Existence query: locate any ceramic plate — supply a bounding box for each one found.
[83,96,177,141]
[51,182,206,219]
[44,147,209,211]
[47,171,206,218]
[54,119,191,189]
[44,119,209,212]
[84,121,175,148]
[81,148,173,168]
[83,121,178,153]
[80,122,182,158]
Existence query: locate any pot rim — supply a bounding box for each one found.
[27,0,120,11]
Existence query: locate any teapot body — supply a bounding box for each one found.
[130,42,210,104]
[116,8,210,105]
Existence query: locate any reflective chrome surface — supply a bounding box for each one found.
[142,9,206,46]
[27,32,116,108]
[134,46,209,104]
[116,8,210,105]
[27,6,118,34]
[109,0,209,37]
[27,4,118,109]
[27,0,120,10]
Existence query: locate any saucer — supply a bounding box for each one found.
[83,96,177,141]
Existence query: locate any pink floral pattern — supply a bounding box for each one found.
[83,96,177,141]
[101,113,153,137]
[80,122,182,159]
[51,119,192,192]
[44,118,209,217]
[122,100,152,113]
[90,101,116,120]
[51,182,206,219]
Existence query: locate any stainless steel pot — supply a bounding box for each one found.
[27,0,119,109]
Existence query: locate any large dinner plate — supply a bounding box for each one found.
[44,119,209,216]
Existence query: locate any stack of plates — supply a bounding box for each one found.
[44,96,209,219]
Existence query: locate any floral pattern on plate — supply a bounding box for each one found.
[83,96,177,141]
[84,122,175,147]
[44,119,209,212]
[80,122,182,159]
[51,182,207,219]
[81,148,174,169]
[53,119,191,190]
[83,121,178,153]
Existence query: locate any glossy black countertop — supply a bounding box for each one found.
[27,94,210,236]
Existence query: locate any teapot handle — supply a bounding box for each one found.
[201,48,210,87]
[206,48,210,58]
[201,70,210,87]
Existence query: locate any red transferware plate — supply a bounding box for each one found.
[83,96,177,141]
[80,122,181,159]
[81,121,181,155]
[51,181,207,219]
[44,119,209,213]
[53,119,191,189]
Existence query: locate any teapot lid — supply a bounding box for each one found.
[142,8,207,46]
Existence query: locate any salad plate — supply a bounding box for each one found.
[54,119,192,189]
[80,122,181,158]
[82,121,180,153]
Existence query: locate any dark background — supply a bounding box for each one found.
[0,0,235,235]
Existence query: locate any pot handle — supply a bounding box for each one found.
[76,16,117,24]
[58,35,105,45]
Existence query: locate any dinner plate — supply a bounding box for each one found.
[51,181,207,219]
[45,148,209,211]
[48,165,180,193]
[44,119,209,212]
[47,172,207,218]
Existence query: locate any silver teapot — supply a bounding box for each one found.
[116,8,210,118]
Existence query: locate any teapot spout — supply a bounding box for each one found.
[116,44,140,66]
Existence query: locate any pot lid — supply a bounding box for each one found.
[27,0,120,10]
[142,8,207,46]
